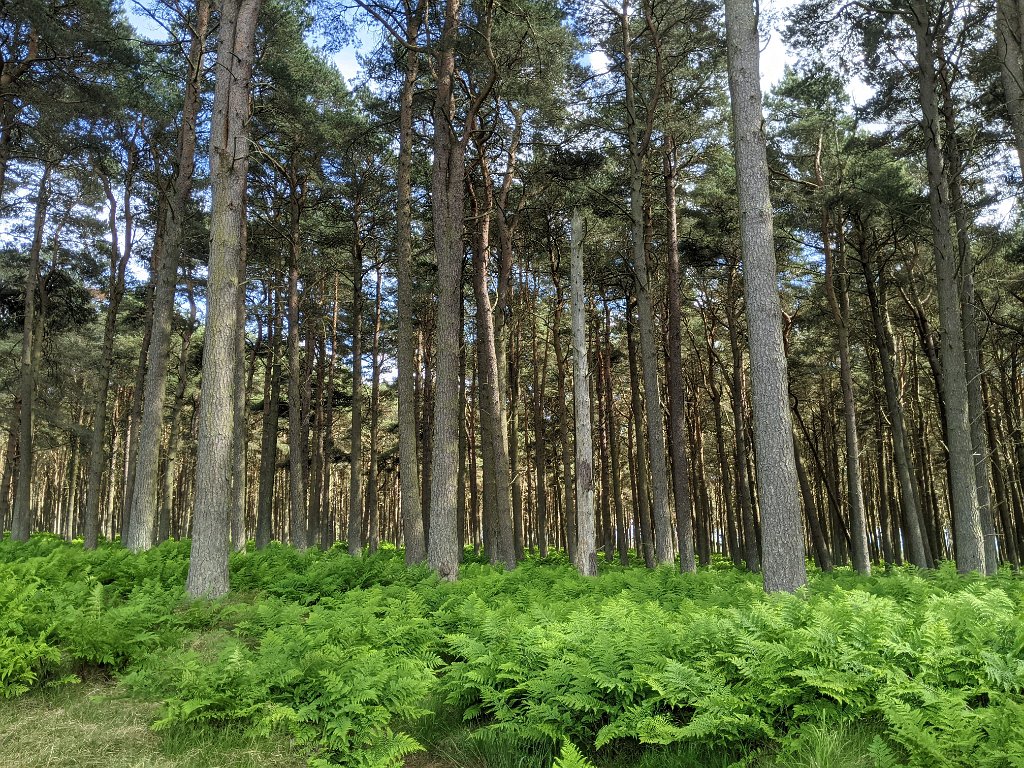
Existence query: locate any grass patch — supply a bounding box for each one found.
[0,682,303,768]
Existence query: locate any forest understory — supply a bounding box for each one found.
[2,535,1023,768]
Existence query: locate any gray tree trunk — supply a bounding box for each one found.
[186,0,261,598]
[426,0,465,580]
[349,231,364,555]
[471,185,515,569]
[11,165,51,542]
[724,0,806,592]
[396,1,427,563]
[996,0,1024,169]
[286,181,308,551]
[85,175,134,548]
[623,32,674,566]
[126,0,209,552]
[366,269,383,553]
[861,255,930,568]
[663,142,696,573]
[909,1,986,573]
[570,210,597,576]
[159,283,197,543]
[255,288,281,547]
[820,194,870,574]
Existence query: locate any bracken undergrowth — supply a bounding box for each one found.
[1,534,1023,768]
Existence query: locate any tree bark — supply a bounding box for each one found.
[426,0,466,580]
[349,221,364,555]
[908,0,985,573]
[395,0,427,564]
[724,0,806,591]
[11,164,50,542]
[126,0,209,551]
[569,210,597,576]
[186,0,261,598]
[663,140,696,572]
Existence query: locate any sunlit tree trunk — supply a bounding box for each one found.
[724,0,806,591]
[186,0,261,598]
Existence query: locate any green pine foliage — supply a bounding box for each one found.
[2,535,1024,767]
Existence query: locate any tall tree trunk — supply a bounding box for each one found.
[623,23,673,566]
[909,1,985,573]
[470,180,515,568]
[726,284,760,572]
[532,289,549,558]
[427,0,466,579]
[186,0,261,598]
[395,0,427,563]
[11,165,51,542]
[941,108,999,572]
[663,141,696,572]
[819,159,870,574]
[861,252,930,568]
[256,287,282,548]
[286,174,308,551]
[366,268,383,553]
[626,309,655,566]
[230,230,248,552]
[569,210,597,576]
[724,0,806,591]
[86,175,135,551]
[160,283,197,544]
[996,0,1024,168]
[349,224,364,555]
[126,0,209,551]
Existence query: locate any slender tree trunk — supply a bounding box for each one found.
[349,226,364,555]
[160,284,197,544]
[569,210,597,576]
[321,277,339,547]
[909,1,985,573]
[532,292,549,558]
[230,231,248,552]
[256,287,282,548]
[127,0,209,551]
[663,141,695,572]
[286,177,308,551]
[626,310,655,566]
[724,0,806,591]
[186,0,261,598]
[624,91,674,567]
[395,0,427,563]
[861,253,930,568]
[820,179,870,574]
[470,180,515,568]
[366,268,383,553]
[726,286,759,572]
[11,166,51,542]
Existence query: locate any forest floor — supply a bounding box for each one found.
[0,679,302,768]
[2,536,1022,768]
[0,680,877,768]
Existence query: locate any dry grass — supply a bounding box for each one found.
[0,682,304,768]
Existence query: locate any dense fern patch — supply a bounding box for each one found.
[1,535,1023,767]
